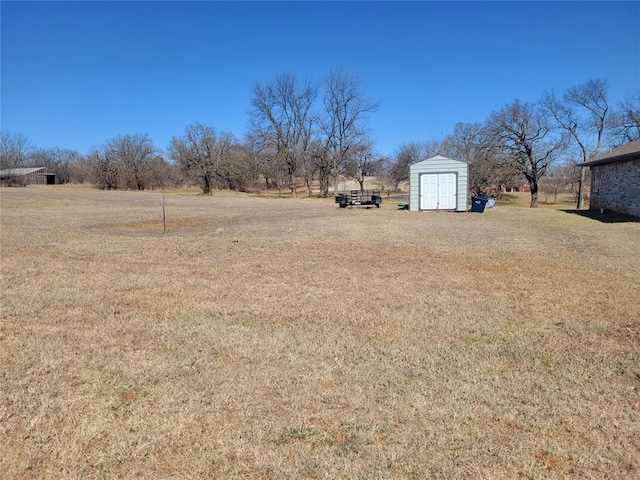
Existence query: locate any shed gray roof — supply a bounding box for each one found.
[411,154,467,166]
[582,139,640,167]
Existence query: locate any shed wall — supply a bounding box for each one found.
[410,157,468,211]
[589,159,640,217]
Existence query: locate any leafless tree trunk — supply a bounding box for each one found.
[314,139,332,197]
[300,140,321,197]
[542,79,609,209]
[249,73,317,198]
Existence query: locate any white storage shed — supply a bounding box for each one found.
[409,155,468,212]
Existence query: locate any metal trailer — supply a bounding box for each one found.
[335,189,382,208]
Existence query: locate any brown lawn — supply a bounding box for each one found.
[1,186,639,479]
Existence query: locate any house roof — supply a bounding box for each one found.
[582,139,640,167]
[0,167,52,176]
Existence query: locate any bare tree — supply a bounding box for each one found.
[386,140,443,193]
[389,142,425,192]
[88,146,118,190]
[539,163,574,204]
[300,139,328,197]
[422,140,445,160]
[443,123,491,193]
[248,145,286,193]
[607,95,640,147]
[169,124,229,194]
[109,134,156,190]
[441,122,518,196]
[310,139,331,197]
[322,69,378,196]
[249,73,317,198]
[28,147,82,184]
[487,100,565,208]
[147,156,175,190]
[371,156,395,197]
[217,135,252,191]
[1,131,32,170]
[242,136,263,189]
[261,152,287,194]
[343,142,381,192]
[244,133,273,191]
[542,78,609,208]
[68,155,94,184]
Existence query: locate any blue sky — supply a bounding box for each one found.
[2,1,639,158]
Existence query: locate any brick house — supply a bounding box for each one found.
[582,139,640,218]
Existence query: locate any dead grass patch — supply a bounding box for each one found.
[1,186,639,478]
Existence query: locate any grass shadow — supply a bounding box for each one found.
[562,209,640,224]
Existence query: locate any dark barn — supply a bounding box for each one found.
[0,167,57,186]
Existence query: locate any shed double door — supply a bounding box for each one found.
[419,173,457,210]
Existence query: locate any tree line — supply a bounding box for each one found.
[1,72,638,207]
[391,80,639,208]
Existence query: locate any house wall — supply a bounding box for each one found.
[589,159,640,217]
[410,157,468,211]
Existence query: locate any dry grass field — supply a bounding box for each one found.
[1,186,639,479]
